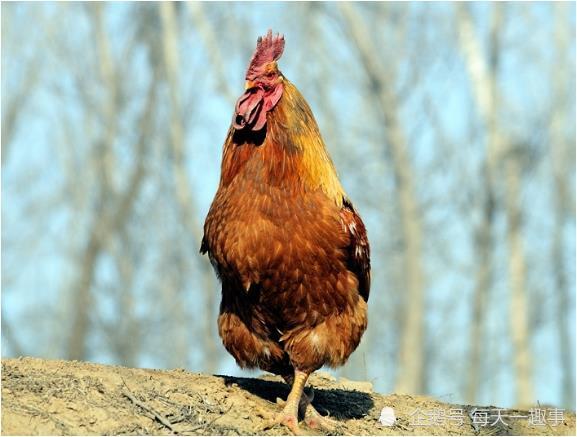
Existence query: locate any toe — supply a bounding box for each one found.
[262,412,303,435]
[282,414,302,435]
[304,406,338,432]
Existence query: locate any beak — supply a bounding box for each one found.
[245,80,255,90]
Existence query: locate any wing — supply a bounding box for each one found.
[340,197,371,302]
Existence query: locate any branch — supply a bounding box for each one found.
[338,2,426,394]
[121,381,176,433]
[187,2,237,103]
[159,2,221,372]
[1,61,39,167]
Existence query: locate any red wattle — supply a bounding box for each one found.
[233,84,283,132]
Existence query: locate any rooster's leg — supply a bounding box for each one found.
[281,375,337,432]
[263,370,310,435]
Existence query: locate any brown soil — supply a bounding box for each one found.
[1,357,574,436]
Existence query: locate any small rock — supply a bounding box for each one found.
[378,407,396,426]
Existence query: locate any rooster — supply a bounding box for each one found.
[201,30,370,434]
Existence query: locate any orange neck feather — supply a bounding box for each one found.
[220,79,345,207]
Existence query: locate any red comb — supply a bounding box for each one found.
[246,30,285,80]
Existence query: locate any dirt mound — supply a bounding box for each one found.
[1,357,574,435]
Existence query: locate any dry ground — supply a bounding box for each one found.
[1,357,575,436]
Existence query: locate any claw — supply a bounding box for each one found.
[258,371,340,435]
[263,410,303,435]
[255,399,303,435]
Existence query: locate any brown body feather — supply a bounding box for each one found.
[202,79,370,376]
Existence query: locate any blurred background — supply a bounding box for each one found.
[2,2,575,410]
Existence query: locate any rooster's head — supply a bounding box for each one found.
[233,30,285,132]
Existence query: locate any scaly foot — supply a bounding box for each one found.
[262,405,303,435]
[279,378,339,433]
[258,370,312,435]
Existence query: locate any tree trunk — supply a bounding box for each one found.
[550,1,575,409]
[159,2,220,372]
[339,2,425,394]
[504,157,534,405]
[464,5,502,404]
[67,4,152,360]
[457,3,534,406]
[466,173,494,403]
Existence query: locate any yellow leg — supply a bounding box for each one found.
[263,370,309,435]
[281,374,338,432]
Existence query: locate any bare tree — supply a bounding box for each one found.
[187,2,236,104]
[550,1,576,410]
[67,4,153,360]
[160,2,220,372]
[461,5,502,404]
[2,2,574,409]
[457,3,535,405]
[338,2,426,394]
